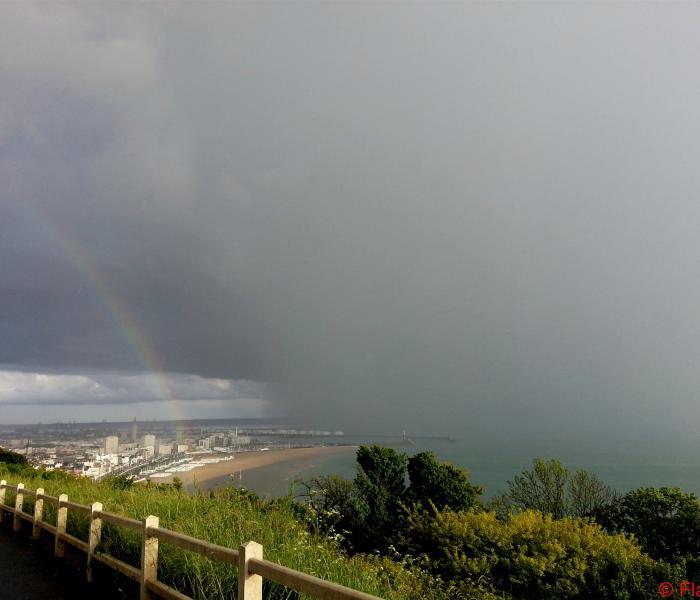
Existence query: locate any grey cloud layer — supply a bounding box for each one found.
[2,3,700,434]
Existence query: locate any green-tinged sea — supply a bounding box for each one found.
[219,432,700,500]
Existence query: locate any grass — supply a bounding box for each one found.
[0,466,448,600]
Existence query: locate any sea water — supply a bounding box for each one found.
[233,431,700,500]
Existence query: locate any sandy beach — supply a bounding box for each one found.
[156,445,356,491]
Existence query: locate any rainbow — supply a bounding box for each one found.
[23,203,185,422]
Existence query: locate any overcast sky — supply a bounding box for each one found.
[2,2,700,436]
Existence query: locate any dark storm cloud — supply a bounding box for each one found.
[2,2,700,433]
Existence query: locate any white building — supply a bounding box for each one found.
[104,435,119,454]
[158,443,173,456]
[143,434,156,448]
[102,453,120,467]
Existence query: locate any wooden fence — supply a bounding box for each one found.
[0,479,382,600]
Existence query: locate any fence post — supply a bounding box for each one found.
[13,483,24,532]
[140,515,159,600]
[0,480,5,523]
[238,541,263,600]
[55,493,68,558]
[87,502,103,583]
[32,487,44,539]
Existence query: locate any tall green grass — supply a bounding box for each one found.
[0,467,448,600]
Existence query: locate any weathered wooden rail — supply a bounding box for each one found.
[0,479,382,600]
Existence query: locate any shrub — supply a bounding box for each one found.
[0,448,29,465]
[404,508,682,599]
[593,487,700,565]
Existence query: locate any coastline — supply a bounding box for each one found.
[155,445,356,491]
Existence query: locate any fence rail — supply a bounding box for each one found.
[0,479,383,600]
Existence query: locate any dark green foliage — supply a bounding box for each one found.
[355,445,408,506]
[298,474,358,540]
[0,447,29,465]
[353,446,408,552]
[593,487,700,564]
[492,458,618,519]
[301,446,483,555]
[407,452,482,512]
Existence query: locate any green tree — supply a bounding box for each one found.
[353,445,408,552]
[568,468,618,517]
[301,446,483,554]
[493,458,617,519]
[407,452,482,512]
[502,458,569,518]
[593,487,700,564]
